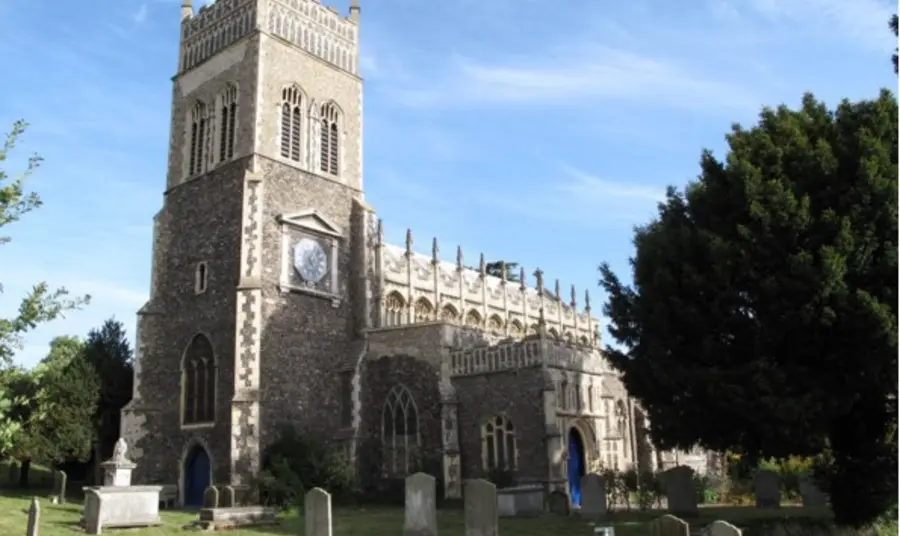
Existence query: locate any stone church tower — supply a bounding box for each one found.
[122,0,368,504]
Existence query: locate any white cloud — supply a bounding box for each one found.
[132,3,149,23]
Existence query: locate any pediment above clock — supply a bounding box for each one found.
[277,210,342,238]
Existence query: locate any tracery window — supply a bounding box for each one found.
[529,324,539,335]
[487,315,503,335]
[413,298,433,322]
[218,85,238,162]
[465,310,482,328]
[481,415,517,470]
[548,328,560,340]
[616,400,627,436]
[579,335,590,346]
[319,102,340,175]
[565,332,574,344]
[559,379,568,410]
[382,385,419,476]
[280,85,303,162]
[440,304,459,323]
[508,319,523,337]
[384,292,405,326]
[188,102,208,177]
[182,334,216,425]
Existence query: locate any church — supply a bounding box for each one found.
[120,0,668,508]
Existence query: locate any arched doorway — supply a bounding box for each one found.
[183,445,211,507]
[567,427,586,508]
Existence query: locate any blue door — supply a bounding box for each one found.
[184,446,211,507]
[567,429,586,507]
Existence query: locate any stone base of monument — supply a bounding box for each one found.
[80,486,164,534]
[191,506,279,530]
[497,484,545,517]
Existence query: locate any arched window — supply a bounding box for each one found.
[413,297,433,322]
[487,315,503,335]
[194,261,208,294]
[481,415,517,471]
[218,85,238,162]
[560,379,569,410]
[465,310,482,328]
[564,332,574,344]
[508,319,523,337]
[548,327,560,340]
[440,304,459,323]
[615,400,627,436]
[280,85,303,161]
[182,334,216,425]
[382,385,419,476]
[384,292,405,326]
[578,335,589,346]
[188,102,208,177]
[319,102,340,175]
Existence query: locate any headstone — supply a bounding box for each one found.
[26,497,40,536]
[799,477,827,507]
[203,485,219,508]
[652,514,690,536]
[221,485,236,507]
[662,466,698,517]
[403,472,437,536]
[83,490,102,535]
[464,479,498,536]
[305,487,332,536]
[580,473,607,517]
[753,470,780,509]
[54,470,68,504]
[708,520,742,536]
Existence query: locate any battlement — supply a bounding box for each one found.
[374,227,600,346]
[180,0,359,74]
[448,337,612,377]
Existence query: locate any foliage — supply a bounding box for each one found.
[599,91,898,527]
[891,15,898,74]
[82,318,134,458]
[257,425,353,510]
[0,121,90,453]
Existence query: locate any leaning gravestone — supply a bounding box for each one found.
[663,466,698,517]
[26,497,40,536]
[403,472,437,536]
[652,514,690,536]
[464,479,498,536]
[305,487,332,536]
[53,470,68,504]
[203,485,219,508]
[753,470,780,509]
[708,520,742,536]
[580,473,607,517]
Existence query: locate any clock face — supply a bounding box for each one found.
[293,238,328,283]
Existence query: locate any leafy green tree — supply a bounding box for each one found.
[40,335,83,369]
[82,318,133,458]
[599,91,897,527]
[0,121,90,453]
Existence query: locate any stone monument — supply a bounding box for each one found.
[81,438,163,534]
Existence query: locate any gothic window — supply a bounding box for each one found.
[565,332,574,344]
[440,304,459,323]
[218,85,238,163]
[560,379,568,410]
[182,334,216,426]
[487,315,503,335]
[188,102,208,177]
[280,85,303,162]
[413,297,433,322]
[615,400,627,436]
[194,261,208,294]
[465,310,482,328]
[508,319,523,337]
[588,385,594,412]
[382,385,419,476]
[481,415,517,471]
[575,383,582,411]
[319,102,340,176]
[548,328,560,340]
[384,292,405,326]
[579,335,589,346]
[529,324,539,335]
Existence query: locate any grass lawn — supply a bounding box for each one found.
[0,491,832,536]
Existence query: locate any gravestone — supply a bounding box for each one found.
[305,487,332,536]
[753,470,780,509]
[799,477,827,507]
[53,470,68,504]
[403,472,437,536]
[547,489,570,515]
[652,514,690,536]
[26,497,40,536]
[464,479,498,536]
[662,466,698,517]
[203,485,219,508]
[708,520,742,536]
[221,485,236,507]
[580,473,607,518]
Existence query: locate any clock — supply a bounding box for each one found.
[293,238,328,283]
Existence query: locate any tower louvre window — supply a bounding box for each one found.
[218,85,238,163]
[188,102,208,177]
[319,102,340,176]
[280,85,303,162]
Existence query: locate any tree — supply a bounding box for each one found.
[485,261,521,282]
[82,318,133,458]
[599,91,897,527]
[41,335,83,369]
[891,14,898,74]
[0,120,90,454]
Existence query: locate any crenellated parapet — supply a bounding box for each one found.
[448,336,613,378]
[371,224,602,346]
[181,0,256,72]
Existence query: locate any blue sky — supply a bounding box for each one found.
[0,0,895,367]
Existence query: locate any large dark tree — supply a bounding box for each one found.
[599,91,897,527]
[891,14,898,74]
[82,319,134,459]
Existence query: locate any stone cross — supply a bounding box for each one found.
[403,472,437,536]
[305,487,332,536]
[464,479,498,536]
[26,497,40,536]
